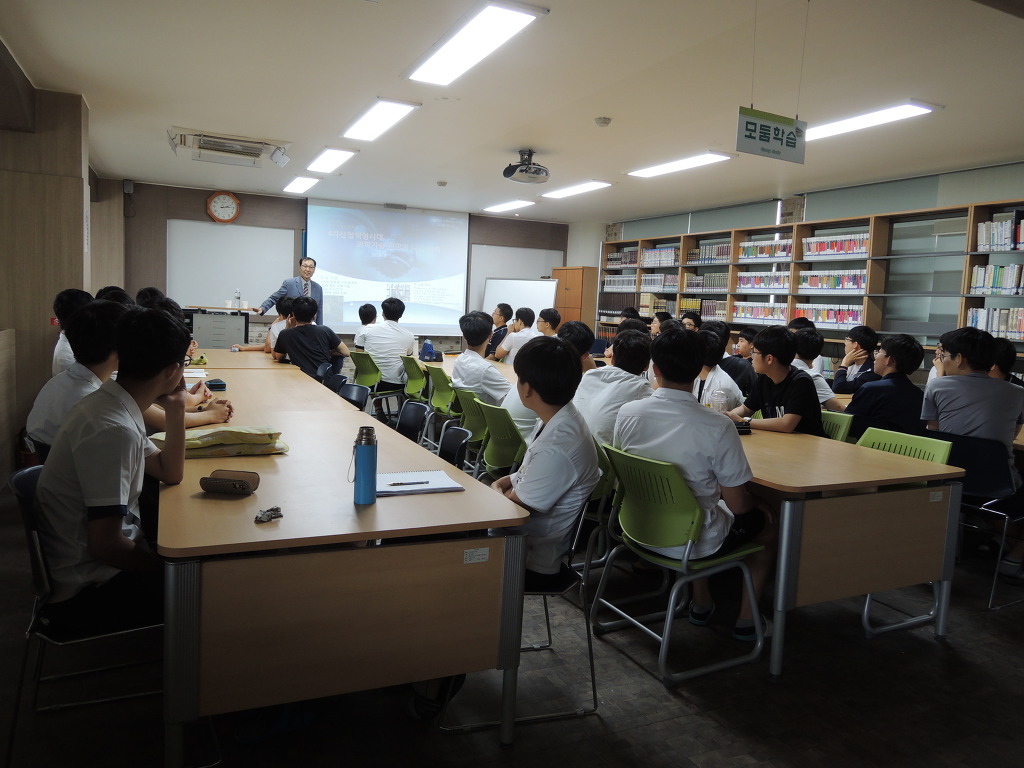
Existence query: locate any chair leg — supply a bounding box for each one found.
[5,635,32,768]
[522,596,553,651]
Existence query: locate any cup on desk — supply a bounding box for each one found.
[241,300,249,309]
[224,300,232,308]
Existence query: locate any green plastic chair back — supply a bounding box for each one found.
[856,427,953,464]
[590,439,616,504]
[349,350,382,389]
[821,410,854,443]
[425,365,458,415]
[454,389,488,445]
[477,401,527,476]
[400,355,428,400]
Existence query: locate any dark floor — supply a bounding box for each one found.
[2,487,1023,768]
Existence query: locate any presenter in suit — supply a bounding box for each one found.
[255,257,324,325]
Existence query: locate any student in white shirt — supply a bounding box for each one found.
[692,329,744,411]
[451,312,511,405]
[232,296,294,353]
[361,297,416,388]
[494,307,541,367]
[51,288,93,376]
[352,303,377,349]
[574,329,652,446]
[787,317,825,375]
[537,307,561,336]
[792,329,846,411]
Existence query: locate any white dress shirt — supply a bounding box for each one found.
[451,350,511,405]
[692,365,744,411]
[792,358,835,404]
[573,365,653,446]
[499,327,541,367]
[28,362,103,445]
[361,319,415,384]
[52,332,74,377]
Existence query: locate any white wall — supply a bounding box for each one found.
[566,222,604,267]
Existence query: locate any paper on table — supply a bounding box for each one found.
[375,470,465,496]
[184,368,208,378]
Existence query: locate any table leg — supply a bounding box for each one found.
[499,668,518,745]
[498,534,525,744]
[770,499,803,678]
[164,559,201,768]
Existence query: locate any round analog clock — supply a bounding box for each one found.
[207,191,240,223]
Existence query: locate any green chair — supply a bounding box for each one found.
[590,446,766,686]
[400,355,428,402]
[820,410,854,443]
[476,402,527,479]
[423,365,461,451]
[453,389,488,476]
[573,440,619,591]
[350,350,403,422]
[854,427,952,635]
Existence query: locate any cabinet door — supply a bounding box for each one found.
[553,268,584,309]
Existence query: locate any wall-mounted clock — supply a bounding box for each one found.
[207,191,240,223]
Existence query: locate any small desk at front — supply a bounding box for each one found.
[740,431,965,677]
[159,363,528,766]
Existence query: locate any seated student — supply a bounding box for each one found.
[360,297,415,388]
[845,333,925,439]
[619,307,642,321]
[692,329,744,411]
[273,297,350,379]
[613,326,777,640]
[491,336,600,590]
[556,320,598,374]
[574,329,652,445]
[484,303,513,359]
[831,325,881,393]
[792,329,845,411]
[35,308,190,632]
[352,303,377,349]
[991,337,1024,387]
[703,319,756,398]
[537,307,561,336]
[451,311,511,405]
[726,325,827,437]
[787,317,825,375]
[733,326,756,359]
[134,286,165,308]
[233,296,295,353]
[94,285,135,306]
[494,307,541,366]
[680,310,702,330]
[651,311,673,337]
[51,288,93,376]
[29,300,127,459]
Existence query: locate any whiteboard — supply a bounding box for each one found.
[481,278,558,328]
[166,220,296,310]
[468,245,563,312]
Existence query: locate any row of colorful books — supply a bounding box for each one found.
[967,307,1024,340]
[792,303,864,328]
[605,249,639,267]
[969,263,1022,295]
[976,219,1020,253]
[683,272,729,292]
[801,234,869,259]
[688,244,732,264]
[797,269,867,292]
[737,239,793,261]
[736,271,789,290]
[639,273,680,291]
[639,247,681,267]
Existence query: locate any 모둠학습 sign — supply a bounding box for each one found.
[736,106,806,164]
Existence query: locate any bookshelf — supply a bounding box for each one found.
[598,198,1024,353]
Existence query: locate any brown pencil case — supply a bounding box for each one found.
[199,469,261,495]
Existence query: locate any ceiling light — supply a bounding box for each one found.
[541,181,611,199]
[284,177,319,194]
[343,99,420,141]
[408,3,548,86]
[805,102,940,141]
[628,152,730,178]
[306,149,357,173]
[484,200,535,213]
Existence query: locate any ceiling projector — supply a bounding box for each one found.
[503,149,549,183]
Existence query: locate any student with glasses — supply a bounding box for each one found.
[844,334,926,439]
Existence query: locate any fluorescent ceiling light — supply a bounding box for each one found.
[484,200,535,213]
[306,149,356,174]
[805,102,938,141]
[541,181,611,199]
[409,3,547,86]
[628,152,730,178]
[343,99,420,141]
[284,177,319,194]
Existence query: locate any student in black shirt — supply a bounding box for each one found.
[845,333,926,439]
[484,303,513,359]
[273,297,349,379]
[727,325,826,437]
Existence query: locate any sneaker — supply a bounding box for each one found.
[687,600,715,626]
[732,613,772,642]
[998,558,1024,581]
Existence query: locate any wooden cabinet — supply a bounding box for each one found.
[552,266,598,331]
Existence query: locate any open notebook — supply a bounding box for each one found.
[375,470,466,496]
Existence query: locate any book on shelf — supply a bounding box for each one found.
[688,243,731,264]
[699,299,727,320]
[969,263,1022,295]
[792,303,864,328]
[736,271,789,291]
[603,274,638,292]
[976,218,1020,252]
[639,246,681,267]
[737,239,793,261]
[639,273,680,291]
[797,269,867,293]
[732,301,788,324]
[967,307,1024,340]
[606,248,640,267]
[802,234,869,260]
[683,272,729,292]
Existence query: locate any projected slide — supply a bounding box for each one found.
[306,202,468,336]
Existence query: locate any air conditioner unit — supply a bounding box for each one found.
[167,127,291,168]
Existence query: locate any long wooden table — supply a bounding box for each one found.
[739,431,964,676]
[159,363,528,765]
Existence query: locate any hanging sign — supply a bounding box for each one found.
[736,107,806,164]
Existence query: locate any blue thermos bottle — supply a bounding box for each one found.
[353,425,377,505]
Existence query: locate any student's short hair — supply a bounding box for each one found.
[738,326,757,343]
[992,337,1018,377]
[657,318,684,334]
[358,303,377,325]
[752,325,797,366]
[847,325,878,351]
[291,296,318,323]
[64,300,128,366]
[382,297,405,321]
[539,307,561,330]
[556,321,595,359]
[135,286,165,308]
[653,311,672,324]
[787,317,816,331]
[701,319,731,347]
[495,303,513,323]
[53,289,93,328]
[94,286,135,306]
[513,336,582,406]
[300,257,317,267]
[680,310,703,328]
[617,318,649,335]
[611,330,651,376]
[650,327,705,385]
[154,296,186,323]
[880,333,924,375]
[699,329,728,367]
[275,296,294,317]
[939,326,995,371]
[116,307,191,381]
[459,312,493,347]
[793,328,824,361]
[514,307,535,327]
[619,307,641,320]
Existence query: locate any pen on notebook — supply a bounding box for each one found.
[388,481,429,487]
